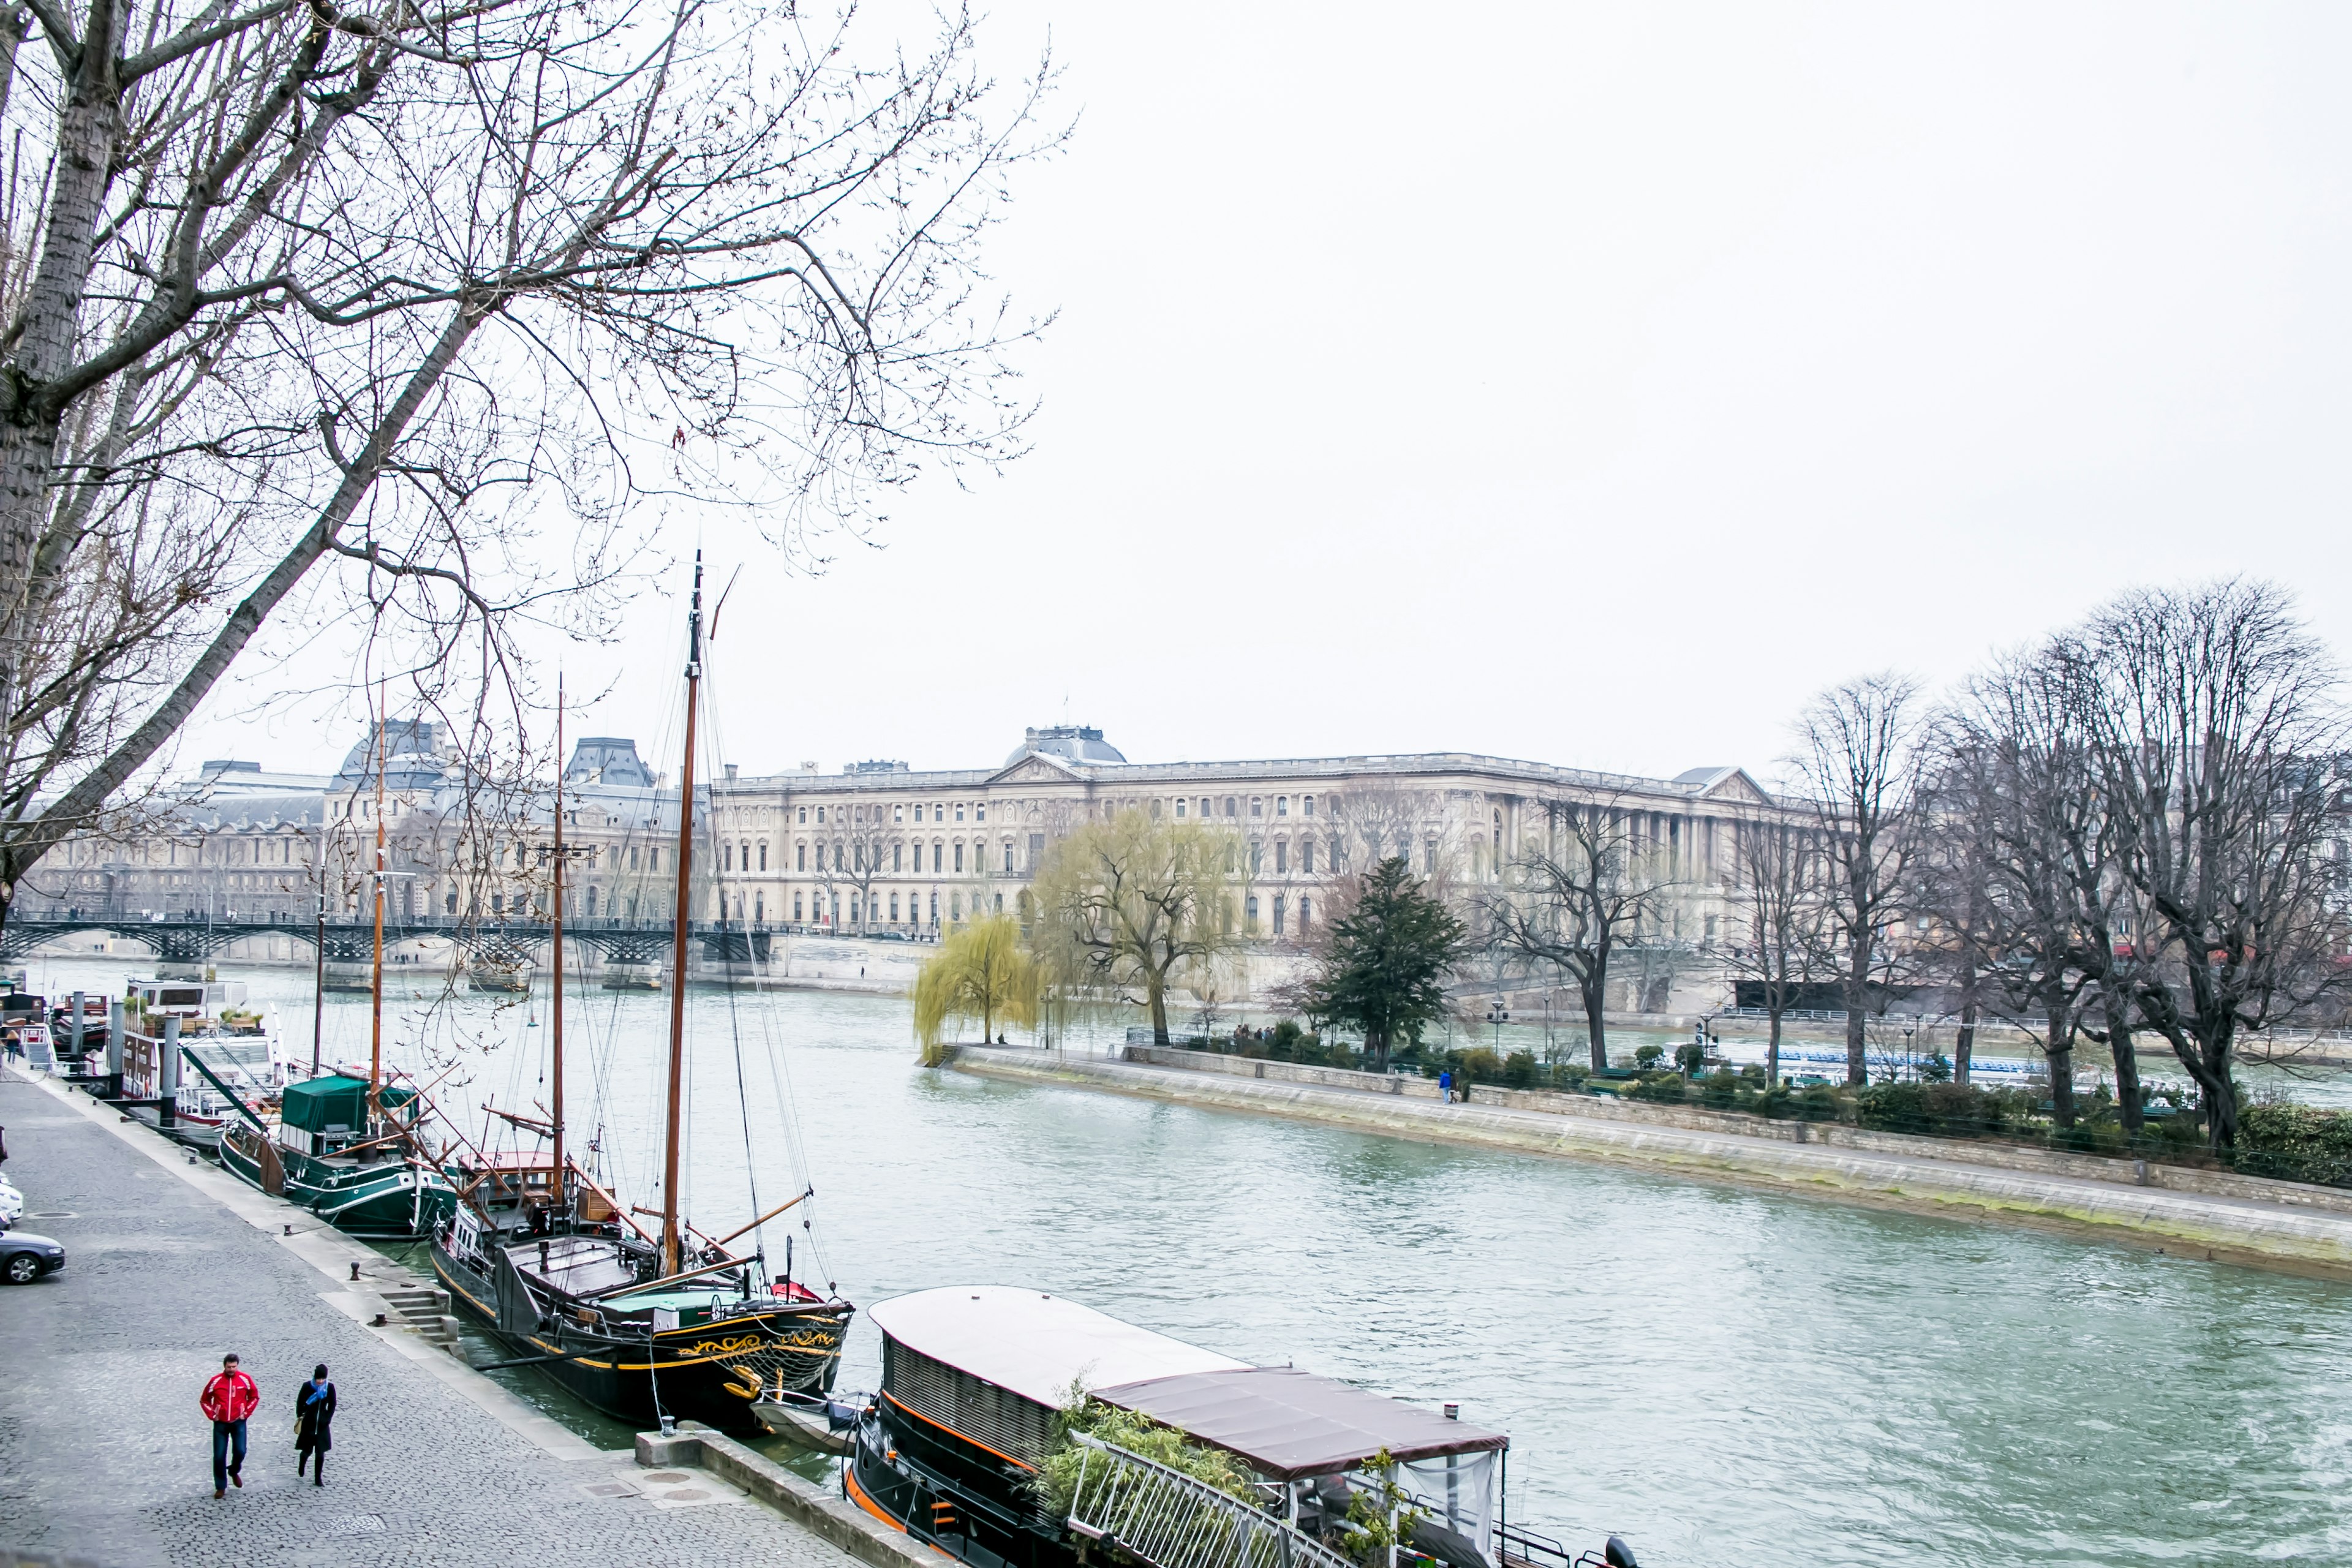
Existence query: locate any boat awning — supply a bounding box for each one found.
[280,1075,415,1134]
[1091,1366,1508,1480]
[867,1286,1248,1410]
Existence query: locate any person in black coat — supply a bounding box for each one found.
[294,1365,336,1485]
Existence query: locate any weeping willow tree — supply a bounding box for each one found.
[913,914,1041,1065]
[1030,810,1245,1045]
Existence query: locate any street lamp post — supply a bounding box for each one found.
[1487,1000,1509,1052]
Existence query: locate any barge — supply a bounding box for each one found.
[848,1286,1638,1568]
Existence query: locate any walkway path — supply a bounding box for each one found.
[0,1070,854,1568]
[952,1047,2352,1275]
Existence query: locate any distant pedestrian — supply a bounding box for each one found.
[1438,1070,1453,1101]
[295,1364,337,1486]
[201,1353,260,1498]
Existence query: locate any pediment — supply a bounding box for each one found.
[1698,769,1773,805]
[988,753,1082,786]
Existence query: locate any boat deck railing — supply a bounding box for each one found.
[1066,1434,1355,1568]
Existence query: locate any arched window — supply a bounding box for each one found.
[758,842,768,870]
[723,843,733,872]
[1300,839,1314,874]
[1245,895,1259,930]
[1300,897,1312,932]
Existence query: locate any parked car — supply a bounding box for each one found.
[0,1222,64,1284]
[0,1174,23,1225]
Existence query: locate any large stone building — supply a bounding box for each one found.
[23,723,1794,1003]
[701,725,1789,949]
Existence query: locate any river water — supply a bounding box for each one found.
[28,954,2352,1566]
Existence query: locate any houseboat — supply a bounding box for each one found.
[848,1286,1638,1568]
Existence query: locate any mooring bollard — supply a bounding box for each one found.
[158,1015,181,1127]
[284,1224,293,1236]
[105,997,126,1099]
[350,1261,361,1281]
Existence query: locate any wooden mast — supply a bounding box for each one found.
[370,684,386,1110]
[659,556,704,1277]
[550,679,567,1196]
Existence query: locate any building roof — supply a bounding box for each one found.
[1005,725,1128,767]
[865,1286,1248,1409]
[330,717,450,790]
[565,736,654,788]
[1093,1366,1508,1479]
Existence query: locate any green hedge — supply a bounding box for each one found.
[2235,1103,2352,1187]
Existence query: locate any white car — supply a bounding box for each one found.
[0,1174,23,1225]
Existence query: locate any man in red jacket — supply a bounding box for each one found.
[200,1353,260,1498]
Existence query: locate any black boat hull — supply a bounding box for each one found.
[431,1238,847,1434]
[846,1394,1075,1568]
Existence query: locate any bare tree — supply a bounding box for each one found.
[1482,794,1683,1071]
[0,0,1055,930]
[1792,675,1925,1086]
[1028,809,1242,1044]
[2069,581,2349,1154]
[1933,655,2105,1126]
[1721,815,1831,1085]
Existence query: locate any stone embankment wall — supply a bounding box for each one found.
[956,1046,2352,1275]
[1121,1046,2352,1218]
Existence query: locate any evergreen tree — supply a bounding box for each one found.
[1308,858,1467,1072]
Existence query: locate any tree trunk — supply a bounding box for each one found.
[2111,1021,2143,1134]
[1581,978,1607,1072]
[1766,1009,1782,1085]
[1954,995,1977,1088]
[1148,973,1169,1046]
[2046,997,2076,1129]
[1844,943,1869,1086]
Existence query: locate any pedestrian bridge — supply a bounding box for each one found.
[0,911,775,967]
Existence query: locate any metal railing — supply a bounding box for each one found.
[1065,1435,1353,1568]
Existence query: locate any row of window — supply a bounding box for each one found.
[795,801,989,827]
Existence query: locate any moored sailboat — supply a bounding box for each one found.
[220,693,454,1237]
[429,568,852,1433]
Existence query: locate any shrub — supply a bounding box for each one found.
[1030,1397,1256,1520]
[2236,1103,2352,1186]
[1557,1061,1592,1091]
[1632,1072,1687,1104]
[1634,1044,1665,1071]
[1458,1047,1502,1085]
[1502,1050,1538,1090]
[1797,1084,1842,1122]
[1698,1069,1740,1109]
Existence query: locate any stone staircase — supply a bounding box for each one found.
[380,1284,462,1354]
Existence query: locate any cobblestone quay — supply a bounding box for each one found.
[0,1071,855,1568]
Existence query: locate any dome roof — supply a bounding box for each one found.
[1006,725,1126,767]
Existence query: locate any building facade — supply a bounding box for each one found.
[22,724,1796,995]
[703,725,1791,950]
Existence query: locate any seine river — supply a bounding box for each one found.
[30,954,2352,1567]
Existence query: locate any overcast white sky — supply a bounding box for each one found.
[192,3,2352,786]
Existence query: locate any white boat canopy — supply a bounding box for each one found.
[867,1286,1248,1409]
